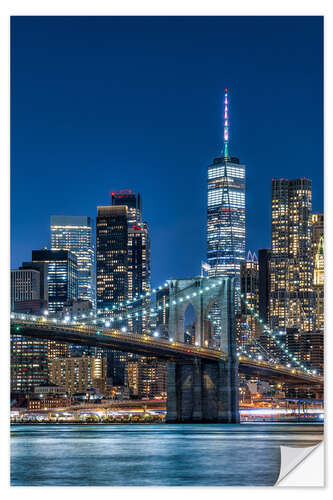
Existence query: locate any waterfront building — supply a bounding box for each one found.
[269,178,315,332]
[49,356,107,396]
[27,396,71,410]
[50,216,95,309]
[11,335,49,394]
[31,249,78,313]
[34,384,66,395]
[258,249,271,325]
[127,357,167,399]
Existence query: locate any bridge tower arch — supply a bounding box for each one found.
[166,276,239,423]
[168,276,235,356]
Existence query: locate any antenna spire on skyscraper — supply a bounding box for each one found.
[223,88,229,160]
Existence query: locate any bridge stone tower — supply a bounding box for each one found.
[166,276,239,423]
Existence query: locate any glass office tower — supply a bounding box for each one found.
[207,89,246,281]
[206,90,246,344]
[51,216,95,309]
[270,178,315,332]
[32,249,78,313]
[96,205,129,314]
[111,190,151,334]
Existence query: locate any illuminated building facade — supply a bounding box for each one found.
[111,190,151,334]
[207,90,246,282]
[50,216,95,309]
[286,329,323,374]
[19,261,48,304]
[206,89,245,342]
[312,213,324,330]
[27,396,71,410]
[32,249,78,313]
[270,178,315,332]
[11,335,49,393]
[312,213,324,255]
[258,249,271,324]
[49,356,107,395]
[236,252,259,346]
[127,357,167,399]
[96,204,133,385]
[96,205,128,313]
[11,269,41,310]
[156,287,170,337]
[111,190,142,225]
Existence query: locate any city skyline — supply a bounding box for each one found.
[11,16,323,288]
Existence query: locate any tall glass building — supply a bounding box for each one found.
[96,205,129,313]
[206,90,246,346]
[207,89,246,283]
[32,249,78,313]
[270,178,315,332]
[50,216,95,309]
[111,190,151,334]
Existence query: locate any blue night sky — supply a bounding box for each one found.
[11,16,323,287]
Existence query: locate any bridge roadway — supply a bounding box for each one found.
[11,317,323,386]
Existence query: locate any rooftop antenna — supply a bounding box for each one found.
[223,88,229,160]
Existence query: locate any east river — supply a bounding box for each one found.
[11,423,323,486]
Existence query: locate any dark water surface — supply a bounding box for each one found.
[11,423,323,486]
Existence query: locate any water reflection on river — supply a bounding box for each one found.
[11,423,323,486]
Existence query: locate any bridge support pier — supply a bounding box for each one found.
[166,358,239,423]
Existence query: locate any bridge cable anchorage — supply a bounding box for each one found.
[239,294,317,376]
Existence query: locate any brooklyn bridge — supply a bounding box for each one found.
[10,276,323,423]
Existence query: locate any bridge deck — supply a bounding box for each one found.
[11,318,226,362]
[10,317,323,385]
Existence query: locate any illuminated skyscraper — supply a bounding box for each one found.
[96,205,129,314]
[32,249,78,313]
[206,89,245,342]
[50,216,95,309]
[236,252,259,346]
[270,178,315,332]
[312,214,324,330]
[258,249,271,325]
[112,190,151,334]
[207,89,246,282]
